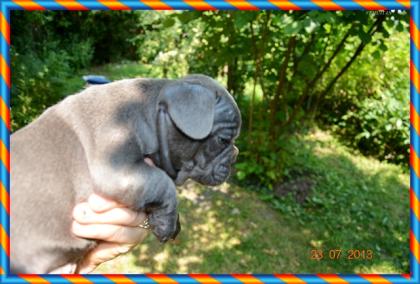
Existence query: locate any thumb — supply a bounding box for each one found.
[76,242,135,274]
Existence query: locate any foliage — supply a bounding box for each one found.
[79,11,139,64]
[10,46,71,130]
[11,11,141,130]
[321,32,410,165]
[179,11,408,125]
[235,133,283,187]
[128,12,195,77]
[331,92,409,164]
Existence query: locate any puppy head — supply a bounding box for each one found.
[157,74,241,186]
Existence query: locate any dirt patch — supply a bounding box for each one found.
[273,177,315,204]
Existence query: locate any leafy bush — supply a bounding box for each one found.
[66,39,94,70]
[332,92,409,164]
[320,32,409,165]
[235,133,283,187]
[11,46,71,130]
[10,12,97,131]
[10,34,97,131]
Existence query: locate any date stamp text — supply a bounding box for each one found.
[310,249,373,261]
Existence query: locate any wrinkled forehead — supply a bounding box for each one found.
[213,92,241,138]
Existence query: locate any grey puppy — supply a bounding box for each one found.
[11,74,241,273]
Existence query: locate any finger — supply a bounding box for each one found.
[76,242,136,274]
[73,203,147,227]
[88,194,124,213]
[49,263,78,274]
[72,222,149,244]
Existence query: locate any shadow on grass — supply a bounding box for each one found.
[96,131,409,274]
[279,131,409,273]
[128,182,309,273]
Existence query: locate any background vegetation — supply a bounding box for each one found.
[11,10,409,273]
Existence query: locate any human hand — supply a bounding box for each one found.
[71,193,150,273]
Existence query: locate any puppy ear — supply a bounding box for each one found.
[159,82,215,139]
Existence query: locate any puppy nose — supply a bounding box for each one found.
[231,146,239,163]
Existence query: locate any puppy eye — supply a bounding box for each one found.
[218,137,230,146]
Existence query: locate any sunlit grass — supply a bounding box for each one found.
[95,181,313,273]
[61,62,161,97]
[95,131,408,274]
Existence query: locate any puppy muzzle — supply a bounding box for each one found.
[209,146,237,184]
[175,145,238,186]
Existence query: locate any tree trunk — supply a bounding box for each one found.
[317,16,385,107]
[227,57,238,97]
[280,18,383,130]
[226,11,238,97]
[248,12,271,143]
[269,36,296,139]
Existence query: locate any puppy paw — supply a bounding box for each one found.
[149,212,181,243]
[139,172,180,243]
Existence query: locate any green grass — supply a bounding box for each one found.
[93,129,408,274]
[61,62,162,97]
[276,129,409,273]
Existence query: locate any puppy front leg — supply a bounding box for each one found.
[94,162,180,243]
[137,166,180,242]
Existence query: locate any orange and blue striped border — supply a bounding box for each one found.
[0,0,418,283]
